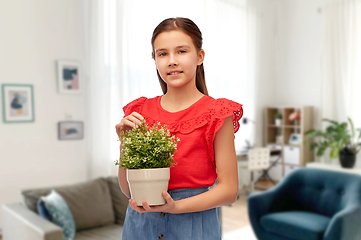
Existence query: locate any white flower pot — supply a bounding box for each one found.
[127,168,170,206]
[275,119,282,126]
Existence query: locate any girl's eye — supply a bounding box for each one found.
[178,50,186,54]
[159,52,167,57]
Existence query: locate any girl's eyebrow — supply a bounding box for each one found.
[155,45,191,53]
[175,45,191,49]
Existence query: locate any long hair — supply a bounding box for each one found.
[151,18,208,96]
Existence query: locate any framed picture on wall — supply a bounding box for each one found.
[58,121,84,140]
[57,60,81,94]
[1,84,35,123]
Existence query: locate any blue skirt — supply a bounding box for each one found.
[122,187,222,240]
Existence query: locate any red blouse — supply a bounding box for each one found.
[123,96,243,190]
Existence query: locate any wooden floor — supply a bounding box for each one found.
[221,180,276,234]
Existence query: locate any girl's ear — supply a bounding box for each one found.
[197,49,205,66]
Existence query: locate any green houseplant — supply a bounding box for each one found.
[305,118,361,168]
[115,121,180,205]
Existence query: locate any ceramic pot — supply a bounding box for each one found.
[275,119,282,126]
[127,168,170,206]
[339,148,356,169]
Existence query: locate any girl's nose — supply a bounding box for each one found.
[168,55,178,67]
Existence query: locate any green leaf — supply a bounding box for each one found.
[322,118,338,125]
[330,146,339,159]
[305,129,316,135]
[348,117,355,139]
[308,130,324,138]
[310,142,318,151]
[316,146,325,157]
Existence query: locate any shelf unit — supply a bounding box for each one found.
[265,106,314,180]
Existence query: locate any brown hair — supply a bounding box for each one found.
[151,17,208,96]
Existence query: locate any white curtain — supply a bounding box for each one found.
[83,0,260,178]
[321,0,361,165]
[203,0,259,152]
[83,0,123,178]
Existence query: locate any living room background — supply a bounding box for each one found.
[1,0,360,229]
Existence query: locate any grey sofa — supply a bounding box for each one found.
[1,176,129,240]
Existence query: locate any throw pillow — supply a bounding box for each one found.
[41,190,75,240]
[37,199,52,221]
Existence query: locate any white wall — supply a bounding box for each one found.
[274,0,326,122]
[250,0,279,147]
[0,0,87,225]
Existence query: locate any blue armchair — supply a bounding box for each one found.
[248,168,361,240]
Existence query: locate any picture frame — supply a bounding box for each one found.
[58,121,84,140]
[57,60,81,94]
[1,84,35,123]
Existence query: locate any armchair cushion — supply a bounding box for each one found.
[248,168,361,240]
[261,211,330,240]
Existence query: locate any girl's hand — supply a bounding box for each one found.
[128,191,177,214]
[115,112,144,137]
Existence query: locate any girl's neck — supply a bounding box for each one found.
[161,88,204,113]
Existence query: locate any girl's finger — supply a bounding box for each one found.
[142,201,151,211]
[141,201,166,213]
[115,112,145,136]
[131,112,145,122]
[116,121,131,136]
[162,191,173,203]
[121,119,134,128]
[124,116,142,128]
[129,199,146,213]
[115,122,124,136]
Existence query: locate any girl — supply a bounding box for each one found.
[115,17,243,240]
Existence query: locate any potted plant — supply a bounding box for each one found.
[305,118,361,168]
[115,121,179,206]
[274,113,283,126]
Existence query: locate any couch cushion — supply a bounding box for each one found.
[40,190,76,240]
[22,178,115,231]
[75,224,123,240]
[106,177,129,224]
[260,211,331,240]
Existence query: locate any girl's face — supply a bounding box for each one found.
[153,30,204,92]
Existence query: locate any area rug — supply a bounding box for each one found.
[222,225,257,240]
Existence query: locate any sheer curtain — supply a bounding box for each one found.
[321,0,361,165]
[83,0,123,178]
[203,0,259,152]
[84,0,260,178]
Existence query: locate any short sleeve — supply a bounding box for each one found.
[206,98,243,163]
[122,97,147,117]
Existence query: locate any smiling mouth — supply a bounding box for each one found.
[167,71,183,75]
